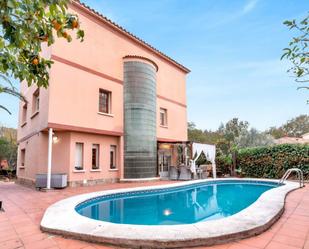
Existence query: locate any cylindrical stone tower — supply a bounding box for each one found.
[123,57,157,179]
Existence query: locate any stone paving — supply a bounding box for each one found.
[0,181,308,249]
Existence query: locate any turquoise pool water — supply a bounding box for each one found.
[76,180,277,225]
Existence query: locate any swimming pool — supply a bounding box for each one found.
[76,181,277,225]
[41,178,299,248]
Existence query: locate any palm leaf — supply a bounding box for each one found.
[0,105,12,115]
[0,74,27,103]
[0,74,14,88]
[0,85,27,103]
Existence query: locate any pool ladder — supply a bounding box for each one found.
[278,168,304,188]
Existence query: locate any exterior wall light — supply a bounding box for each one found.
[52,133,59,144]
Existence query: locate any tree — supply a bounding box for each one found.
[235,128,274,148]
[0,126,17,169]
[0,75,25,114]
[218,118,249,144]
[281,115,309,137]
[188,122,223,144]
[266,115,309,138]
[0,0,84,112]
[188,122,207,143]
[267,126,286,139]
[0,137,17,168]
[0,126,17,143]
[281,13,309,99]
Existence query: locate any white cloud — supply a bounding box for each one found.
[190,0,260,30]
[243,0,259,14]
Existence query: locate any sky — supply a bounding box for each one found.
[0,0,308,131]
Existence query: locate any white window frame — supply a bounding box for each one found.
[32,89,40,113]
[91,144,100,170]
[21,103,27,125]
[110,145,117,169]
[75,143,84,171]
[20,148,26,168]
[160,108,168,127]
[99,89,111,114]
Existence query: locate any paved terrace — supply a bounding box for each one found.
[0,181,308,249]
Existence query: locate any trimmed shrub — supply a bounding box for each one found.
[216,154,232,175]
[237,144,309,179]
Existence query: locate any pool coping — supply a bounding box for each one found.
[40,178,300,248]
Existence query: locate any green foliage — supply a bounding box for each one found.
[188,117,309,177]
[0,137,17,168]
[0,75,25,114]
[0,126,17,169]
[218,118,249,144]
[0,0,84,91]
[236,128,274,148]
[0,126,17,143]
[216,154,232,175]
[267,126,286,139]
[281,115,309,137]
[194,151,212,165]
[188,122,222,144]
[266,114,309,138]
[281,13,309,99]
[237,144,309,179]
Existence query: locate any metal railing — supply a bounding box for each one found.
[278,168,304,188]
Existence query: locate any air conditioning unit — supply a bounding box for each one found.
[36,173,67,188]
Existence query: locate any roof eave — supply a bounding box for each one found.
[72,0,191,74]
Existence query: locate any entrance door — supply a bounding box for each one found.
[158,150,171,178]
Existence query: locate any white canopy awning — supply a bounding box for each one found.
[190,142,216,178]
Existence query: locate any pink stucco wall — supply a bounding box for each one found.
[68,132,120,183]
[47,3,188,141]
[17,1,188,184]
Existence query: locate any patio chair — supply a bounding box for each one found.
[169,166,179,180]
[178,165,192,180]
[199,164,211,179]
[196,167,203,179]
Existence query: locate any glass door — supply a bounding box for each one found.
[158,150,171,178]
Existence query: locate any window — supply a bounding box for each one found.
[75,143,84,170]
[20,149,26,167]
[92,144,100,170]
[160,108,168,126]
[22,104,27,124]
[99,89,111,114]
[32,89,40,113]
[110,145,117,169]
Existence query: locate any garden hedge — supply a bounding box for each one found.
[237,144,309,179]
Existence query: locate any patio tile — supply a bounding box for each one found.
[0,238,23,249]
[0,182,308,249]
[271,234,305,248]
[276,227,308,239]
[196,243,233,249]
[20,232,49,244]
[53,236,89,249]
[227,242,259,249]
[293,209,309,217]
[0,231,19,243]
[23,237,57,249]
[238,233,273,248]
[304,240,309,249]
[91,245,115,249]
[0,215,9,222]
[280,223,309,233]
[265,241,302,249]
[285,218,309,227]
